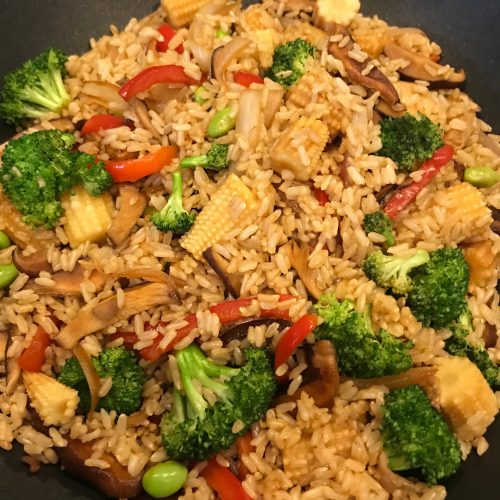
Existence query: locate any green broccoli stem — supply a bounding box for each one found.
[19,86,61,110]
[176,349,209,418]
[169,171,186,211]
[171,387,186,423]
[384,250,430,282]
[180,154,210,169]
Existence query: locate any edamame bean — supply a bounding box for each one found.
[208,106,236,138]
[142,460,188,498]
[0,231,10,249]
[194,86,209,105]
[0,263,19,289]
[464,166,500,188]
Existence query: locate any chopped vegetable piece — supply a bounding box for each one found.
[17,327,52,372]
[316,0,361,26]
[180,143,230,171]
[384,144,454,219]
[24,371,79,426]
[463,166,500,188]
[381,385,461,484]
[161,0,210,28]
[161,345,277,461]
[201,458,252,500]
[270,116,329,181]
[60,186,114,249]
[80,114,125,136]
[363,249,430,295]
[313,187,329,206]
[233,71,264,87]
[216,28,230,39]
[180,174,258,259]
[274,314,318,375]
[0,231,11,249]
[0,48,70,125]
[156,24,184,54]
[236,432,254,479]
[207,106,236,138]
[314,294,413,378]
[105,145,178,182]
[433,356,498,440]
[151,171,196,234]
[0,130,113,228]
[0,263,19,289]
[363,211,395,247]
[58,346,146,415]
[119,65,200,101]
[194,85,210,104]
[265,38,316,88]
[378,113,444,173]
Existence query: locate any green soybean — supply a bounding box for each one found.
[0,231,10,249]
[216,28,229,39]
[208,106,236,138]
[194,85,209,105]
[0,263,19,289]
[464,166,500,188]
[142,460,188,498]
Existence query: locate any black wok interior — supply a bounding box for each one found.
[0,1,498,498]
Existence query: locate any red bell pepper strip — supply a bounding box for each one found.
[119,65,200,101]
[201,458,252,500]
[105,145,178,182]
[17,327,52,372]
[80,114,125,136]
[384,144,454,220]
[313,187,329,206]
[274,313,318,375]
[156,24,184,54]
[236,432,254,480]
[233,71,264,87]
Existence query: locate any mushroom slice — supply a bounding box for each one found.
[12,248,52,277]
[0,331,8,376]
[29,265,108,296]
[129,98,161,141]
[384,43,466,88]
[203,247,242,298]
[282,240,322,300]
[325,24,400,106]
[107,184,147,246]
[275,340,340,408]
[56,282,180,349]
[58,438,142,498]
[375,100,407,118]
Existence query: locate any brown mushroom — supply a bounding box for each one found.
[28,265,108,296]
[384,43,466,88]
[220,318,292,345]
[282,240,322,300]
[375,100,407,118]
[12,248,52,277]
[490,206,500,235]
[203,247,242,298]
[107,184,147,246]
[58,438,143,499]
[56,281,180,349]
[324,24,400,106]
[274,340,340,408]
[129,98,161,141]
[0,331,8,376]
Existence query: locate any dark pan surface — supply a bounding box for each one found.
[0,1,498,498]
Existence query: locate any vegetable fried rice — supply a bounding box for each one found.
[0,0,499,498]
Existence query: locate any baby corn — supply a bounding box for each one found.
[161,0,210,28]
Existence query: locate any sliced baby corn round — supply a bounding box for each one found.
[161,0,211,28]
[316,0,361,27]
[434,356,498,441]
[24,371,79,426]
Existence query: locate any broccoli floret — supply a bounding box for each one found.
[0,48,70,126]
[446,308,500,388]
[407,247,469,328]
[381,385,461,484]
[161,345,277,461]
[180,143,230,171]
[58,346,146,416]
[150,171,196,234]
[378,113,444,173]
[363,249,430,295]
[314,294,413,378]
[363,211,395,247]
[264,38,316,88]
[0,130,112,227]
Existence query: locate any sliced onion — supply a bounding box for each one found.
[129,98,160,140]
[211,37,252,83]
[263,88,285,128]
[81,81,129,113]
[479,131,500,156]
[236,89,262,150]
[73,344,101,416]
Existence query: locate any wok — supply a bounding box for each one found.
[0,1,498,498]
